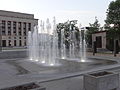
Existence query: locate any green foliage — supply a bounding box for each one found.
[105,0,120,51]
[85,17,100,47]
[105,0,120,25]
[56,20,79,49]
[105,0,120,39]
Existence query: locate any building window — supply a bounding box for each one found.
[23,22,26,35]
[18,22,22,35]
[2,40,6,47]
[23,30,26,35]
[14,40,16,46]
[8,30,11,35]
[24,40,26,46]
[7,21,11,27]
[8,40,11,46]
[19,40,22,46]
[8,37,11,39]
[7,21,11,35]
[96,36,102,48]
[19,31,22,35]
[18,22,21,29]
[13,22,16,35]
[28,23,31,31]
[23,22,26,29]
[2,20,6,35]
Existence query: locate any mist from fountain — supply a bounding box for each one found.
[80,28,86,62]
[60,26,86,61]
[28,18,87,66]
[28,26,39,61]
[28,17,59,66]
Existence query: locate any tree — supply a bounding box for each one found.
[56,20,79,49]
[105,0,120,25]
[105,0,120,51]
[85,17,100,47]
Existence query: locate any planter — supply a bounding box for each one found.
[84,71,119,90]
[1,82,46,90]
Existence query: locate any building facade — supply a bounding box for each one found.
[92,31,106,49]
[0,10,38,47]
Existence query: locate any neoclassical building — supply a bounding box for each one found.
[0,10,38,47]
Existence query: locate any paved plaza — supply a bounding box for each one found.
[0,51,120,90]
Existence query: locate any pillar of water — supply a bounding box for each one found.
[61,26,78,59]
[39,21,46,63]
[28,18,59,66]
[61,29,66,59]
[80,27,86,62]
[46,18,52,65]
[28,26,39,62]
[51,17,59,65]
[28,31,32,60]
[32,26,39,61]
[28,18,87,65]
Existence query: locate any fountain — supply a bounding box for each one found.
[28,17,60,66]
[80,27,86,62]
[0,16,118,90]
[0,17,118,90]
[28,18,88,66]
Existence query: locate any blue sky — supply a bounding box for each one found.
[0,0,114,26]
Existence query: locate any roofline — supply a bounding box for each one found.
[0,10,34,16]
[93,30,106,34]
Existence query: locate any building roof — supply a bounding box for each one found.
[93,30,106,34]
[0,10,38,20]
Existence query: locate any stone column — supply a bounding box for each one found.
[11,21,14,46]
[26,23,28,36]
[16,22,19,36]
[17,37,19,47]
[5,21,8,47]
[5,21,8,36]
[26,23,28,46]
[11,21,13,36]
[16,22,19,47]
[21,22,24,46]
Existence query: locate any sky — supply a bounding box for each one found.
[0,0,114,27]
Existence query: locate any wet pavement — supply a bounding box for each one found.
[0,57,117,75]
[0,57,119,89]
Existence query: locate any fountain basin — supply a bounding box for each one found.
[0,57,118,89]
[1,57,117,75]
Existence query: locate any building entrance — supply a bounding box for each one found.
[2,40,6,47]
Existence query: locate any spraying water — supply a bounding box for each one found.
[28,18,87,66]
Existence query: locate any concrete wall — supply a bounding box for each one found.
[0,50,28,59]
[92,32,106,49]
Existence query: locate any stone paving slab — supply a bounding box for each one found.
[0,56,119,89]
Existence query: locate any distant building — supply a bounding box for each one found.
[0,10,38,47]
[92,31,106,49]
